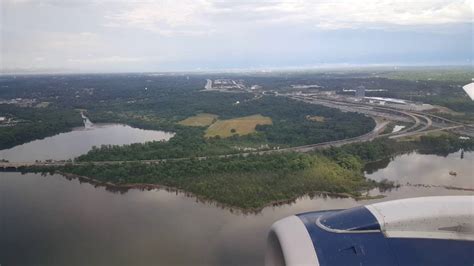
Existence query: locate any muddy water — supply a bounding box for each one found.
[0,124,174,162]
[0,151,472,265]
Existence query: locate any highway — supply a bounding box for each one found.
[204,79,212,90]
[0,117,389,169]
[1,93,469,170]
[0,110,415,170]
[287,94,472,140]
[389,125,465,139]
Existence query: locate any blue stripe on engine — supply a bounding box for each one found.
[297,209,474,266]
[388,238,474,266]
[297,210,397,266]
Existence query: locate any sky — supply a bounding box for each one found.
[1,0,473,73]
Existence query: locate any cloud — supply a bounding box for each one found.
[303,0,474,30]
[47,32,103,50]
[102,0,473,35]
[1,0,471,72]
[67,56,146,64]
[104,0,215,36]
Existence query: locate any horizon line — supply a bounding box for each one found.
[1,64,472,76]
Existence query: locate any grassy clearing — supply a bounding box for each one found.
[178,113,218,127]
[205,114,272,138]
[306,115,325,122]
[50,153,372,211]
[35,102,51,108]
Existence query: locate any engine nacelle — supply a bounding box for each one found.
[265,196,474,266]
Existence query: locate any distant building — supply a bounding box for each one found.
[355,86,365,98]
[250,85,262,90]
[319,91,336,96]
[0,117,5,123]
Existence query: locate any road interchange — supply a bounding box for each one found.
[1,92,471,169]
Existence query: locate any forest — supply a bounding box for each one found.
[77,95,375,161]
[27,134,474,210]
[30,153,375,210]
[1,68,471,153]
[0,74,375,157]
[0,105,83,150]
[2,71,472,210]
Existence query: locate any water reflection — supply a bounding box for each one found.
[365,150,473,189]
[364,157,392,175]
[0,124,174,162]
[1,151,473,266]
[0,172,365,266]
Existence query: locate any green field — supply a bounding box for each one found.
[306,115,325,122]
[205,114,272,138]
[178,113,218,127]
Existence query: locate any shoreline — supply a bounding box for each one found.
[56,171,374,214]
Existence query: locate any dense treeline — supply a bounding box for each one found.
[84,90,374,144]
[1,70,470,114]
[0,74,207,109]
[28,134,473,210]
[322,139,407,163]
[77,96,374,161]
[77,127,243,161]
[0,105,83,150]
[322,134,474,164]
[35,153,375,210]
[0,74,374,153]
[3,72,472,211]
[417,134,474,155]
[1,71,470,156]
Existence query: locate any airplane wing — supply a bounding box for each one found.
[462,82,474,100]
[265,196,474,266]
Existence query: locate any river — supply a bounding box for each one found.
[0,123,174,162]
[365,150,473,190]
[0,127,472,265]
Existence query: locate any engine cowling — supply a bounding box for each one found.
[265,196,474,266]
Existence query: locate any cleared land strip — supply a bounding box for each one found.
[1,123,461,170]
[389,125,465,139]
[204,114,272,138]
[2,96,465,169]
[0,116,387,169]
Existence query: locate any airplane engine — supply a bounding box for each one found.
[265,196,474,266]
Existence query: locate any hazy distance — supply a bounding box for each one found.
[1,0,472,73]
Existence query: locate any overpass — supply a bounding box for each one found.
[0,116,413,170]
[2,95,470,170]
[389,125,466,139]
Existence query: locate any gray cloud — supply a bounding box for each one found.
[1,0,472,73]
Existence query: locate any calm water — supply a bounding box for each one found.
[0,124,174,162]
[366,150,474,189]
[1,151,472,265]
